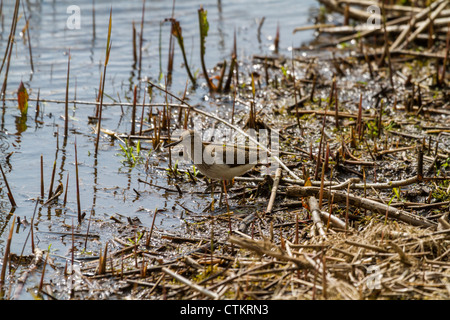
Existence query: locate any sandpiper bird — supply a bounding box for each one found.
[164,130,257,181]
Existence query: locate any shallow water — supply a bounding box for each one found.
[0,0,317,299]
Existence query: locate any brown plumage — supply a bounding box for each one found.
[165,130,257,180]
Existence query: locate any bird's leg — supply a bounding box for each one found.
[219,180,224,205]
[210,179,216,212]
[223,180,231,214]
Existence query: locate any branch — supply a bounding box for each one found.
[286,186,436,228]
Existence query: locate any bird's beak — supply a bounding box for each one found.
[164,138,183,148]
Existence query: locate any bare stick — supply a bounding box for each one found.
[309,196,327,239]
[397,0,448,50]
[162,267,219,299]
[145,208,158,247]
[266,168,282,214]
[21,2,34,73]
[64,50,70,137]
[286,186,436,228]
[40,154,44,199]
[95,7,112,155]
[0,163,16,207]
[0,217,15,289]
[48,160,56,200]
[390,0,444,51]
[229,236,313,269]
[75,141,82,224]
[0,0,20,93]
[318,209,346,229]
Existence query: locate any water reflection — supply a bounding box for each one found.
[14,115,27,135]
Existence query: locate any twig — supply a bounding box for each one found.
[344,240,388,253]
[397,1,448,50]
[229,236,313,269]
[266,168,282,214]
[286,186,436,228]
[390,0,445,51]
[0,163,16,207]
[162,267,219,299]
[318,0,381,21]
[309,196,327,239]
[318,210,347,229]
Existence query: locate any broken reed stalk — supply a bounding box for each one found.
[362,45,374,79]
[95,73,102,115]
[0,163,16,207]
[377,99,384,139]
[233,30,239,87]
[217,60,226,92]
[162,267,219,300]
[35,88,41,122]
[440,23,449,86]
[389,0,441,51]
[0,0,20,99]
[98,242,108,275]
[132,21,137,68]
[231,86,237,125]
[381,3,394,88]
[224,31,237,92]
[310,197,326,239]
[84,209,94,250]
[139,90,146,136]
[318,142,328,209]
[286,186,436,228]
[177,81,188,125]
[47,160,56,200]
[158,21,164,81]
[399,0,447,50]
[266,168,282,214]
[162,83,173,170]
[314,79,333,180]
[274,23,280,54]
[356,93,363,138]
[138,0,146,80]
[310,73,317,101]
[95,7,112,155]
[145,208,158,247]
[64,50,70,137]
[63,173,69,206]
[131,85,137,136]
[21,1,34,73]
[70,218,75,276]
[38,252,49,293]
[248,74,256,129]
[291,53,301,129]
[151,115,161,149]
[170,19,197,86]
[166,0,176,85]
[29,199,39,254]
[40,154,44,199]
[74,141,82,224]
[334,86,340,131]
[417,148,424,181]
[0,217,15,289]
[92,0,96,39]
[198,7,214,92]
